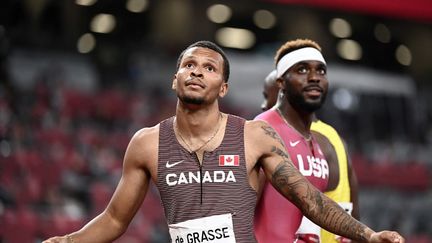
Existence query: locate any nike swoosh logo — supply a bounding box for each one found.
[166,160,185,168]
[289,140,300,147]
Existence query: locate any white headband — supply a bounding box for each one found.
[276,47,326,78]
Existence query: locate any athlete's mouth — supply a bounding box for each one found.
[304,85,323,93]
[305,89,322,97]
[304,85,322,97]
[186,78,205,88]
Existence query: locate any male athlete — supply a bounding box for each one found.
[255,39,359,243]
[44,40,403,243]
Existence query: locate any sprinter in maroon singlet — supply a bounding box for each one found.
[43,41,404,243]
[158,115,257,242]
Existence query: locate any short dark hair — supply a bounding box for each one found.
[176,40,230,82]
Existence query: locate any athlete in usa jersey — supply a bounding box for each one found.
[257,39,361,243]
[254,109,329,243]
[255,39,331,243]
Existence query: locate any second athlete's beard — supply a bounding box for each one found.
[285,85,327,113]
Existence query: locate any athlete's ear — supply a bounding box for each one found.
[219,82,228,98]
[172,74,177,90]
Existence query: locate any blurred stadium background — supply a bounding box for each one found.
[0,0,431,242]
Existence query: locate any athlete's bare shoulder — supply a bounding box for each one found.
[132,124,160,145]
[124,124,160,176]
[244,120,286,167]
[244,119,285,148]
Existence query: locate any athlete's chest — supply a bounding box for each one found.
[162,151,245,187]
[279,126,329,185]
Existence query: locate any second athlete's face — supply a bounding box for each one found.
[280,60,329,112]
[173,47,227,106]
[261,77,279,111]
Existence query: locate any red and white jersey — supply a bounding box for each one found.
[254,109,329,243]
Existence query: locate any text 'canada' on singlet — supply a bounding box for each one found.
[254,109,329,243]
[157,114,257,243]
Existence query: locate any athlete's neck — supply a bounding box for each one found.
[175,102,222,137]
[275,103,313,139]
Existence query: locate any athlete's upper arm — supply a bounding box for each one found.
[104,126,158,228]
[245,119,309,204]
[312,131,339,191]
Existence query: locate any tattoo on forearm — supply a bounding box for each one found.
[271,161,368,241]
[261,125,285,147]
[318,198,368,241]
[271,161,306,205]
[261,123,369,241]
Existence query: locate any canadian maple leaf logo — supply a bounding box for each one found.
[219,155,239,166]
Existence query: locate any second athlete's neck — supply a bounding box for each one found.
[275,104,313,140]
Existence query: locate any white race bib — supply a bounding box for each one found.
[168,213,236,243]
[335,202,353,242]
[338,202,353,215]
[296,215,321,240]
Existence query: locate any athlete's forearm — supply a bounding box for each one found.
[271,161,373,242]
[307,191,373,242]
[68,210,128,243]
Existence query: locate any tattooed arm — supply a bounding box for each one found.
[270,160,372,241]
[245,120,404,243]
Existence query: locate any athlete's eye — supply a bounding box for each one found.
[185,63,194,69]
[317,67,327,75]
[205,65,215,72]
[297,66,307,74]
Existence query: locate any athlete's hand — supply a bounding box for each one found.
[336,236,352,242]
[42,235,68,243]
[369,231,405,243]
[295,233,320,243]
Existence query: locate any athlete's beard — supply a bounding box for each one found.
[285,83,327,113]
[178,94,205,105]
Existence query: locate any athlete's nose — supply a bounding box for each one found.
[191,68,204,78]
[307,71,321,84]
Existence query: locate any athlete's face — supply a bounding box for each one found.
[279,60,328,112]
[172,47,228,106]
[261,75,279,111]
